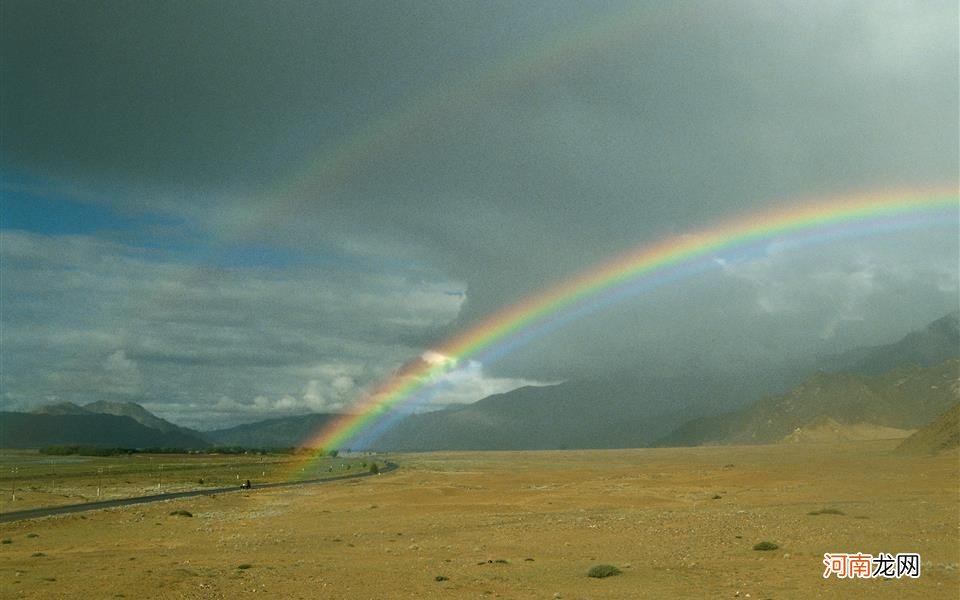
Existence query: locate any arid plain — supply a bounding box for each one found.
[1,440,957,599]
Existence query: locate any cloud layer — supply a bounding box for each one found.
[3,231,481,427]
[2,1,957,426]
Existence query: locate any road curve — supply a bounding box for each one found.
[0,461,398,523]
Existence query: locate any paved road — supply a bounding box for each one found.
[0,461,398,523]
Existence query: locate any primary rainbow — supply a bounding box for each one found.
[295,187,958,465]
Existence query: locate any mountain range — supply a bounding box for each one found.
[0,412,209,449]
[2,312,957,451]
[371,312,959,451]
[203,413,340,447]
[653,311,959,447]
[818,311,958,375]
[654,359,958,446]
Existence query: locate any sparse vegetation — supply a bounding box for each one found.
[39,445,292,457]
[434,575,448,581]
[1,539,11,544]
[587,564,621,578]
[169,510,193,517]
[237,564,253,570]
[0,443,955,597]
[753,541,779,551]
[0,448,383,512]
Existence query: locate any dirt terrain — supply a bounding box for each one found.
[0,441,957,599]
[0,452,371,512]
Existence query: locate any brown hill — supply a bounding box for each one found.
[781,416,913,444]
[895,403,960,455]
[657,359,959,447]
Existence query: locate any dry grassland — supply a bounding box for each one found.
[0,440,957,599]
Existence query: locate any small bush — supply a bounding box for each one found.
[26,533,39,538]
[1,539,11,544]
[369,463,380,474]
[434,575,448,581]
[808,508,845,516]
[237,564,252,570]
[587,564,621,578]
[753,541,779,551]
[169,510,193,517]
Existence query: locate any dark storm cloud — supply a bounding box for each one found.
[1,0,593,194]
[2,1,957,421]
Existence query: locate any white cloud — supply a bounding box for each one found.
[407,358,548,410]
[0,230,465,427]
[717,233,958,341]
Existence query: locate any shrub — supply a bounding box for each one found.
[434,575,448,581]
[753,541,779,551]
[369,463,380,474]
[169,510,193,517]
[808,508,845,516]
[587,564,621,578]
[237,564,253,570]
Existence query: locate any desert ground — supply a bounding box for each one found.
[0,440,957,599]
[0,452,374,512]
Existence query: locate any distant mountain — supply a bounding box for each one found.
[205,413,340,448]
[895,403,960,455]
[82,400,206,440]
[32,402,91,416]
[0,412,210,449]
[656,359,959,447]
[822,311,959,375]
[370,371,773,451]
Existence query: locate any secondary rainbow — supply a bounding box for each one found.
[297,187,958,462]
[242,3,684,234]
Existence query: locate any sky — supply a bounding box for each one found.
[2,1,957,429]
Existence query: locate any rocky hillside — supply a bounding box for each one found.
[821,311,958,375]
[656,359,959,447]
[895,403,960,455]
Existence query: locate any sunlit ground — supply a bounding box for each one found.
[0,440,956,599]
[0,451,379,512]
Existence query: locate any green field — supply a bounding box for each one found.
[0,450,383,513]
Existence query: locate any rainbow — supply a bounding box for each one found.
[293,187,957,467]
[241,3,685,234]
